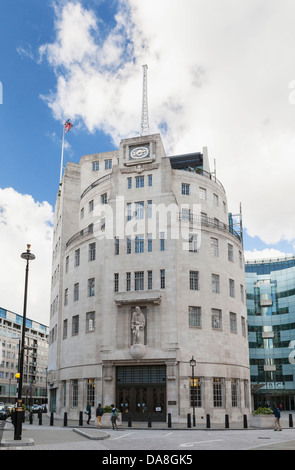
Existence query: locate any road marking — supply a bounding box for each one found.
[163,432,173,437]
[111,432,136,440]
[180,439,223,447]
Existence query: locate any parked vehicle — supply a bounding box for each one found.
[0,405,8,420]
[30,405,41,413]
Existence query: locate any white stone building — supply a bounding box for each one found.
[48,133,250,424]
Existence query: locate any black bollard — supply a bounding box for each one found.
[243,414,248,429]
[289,413,293,428]
[148,415,152,428]
[206,414,210,428]
[187,413,191,428]
[38,410,42,425]
[50,411,54,426]
[168,413,172,428]
[29,412,33,425]
[79,411,83,426]
[225,414,229,428]
[128,416,132,427]
[64,412,68,427]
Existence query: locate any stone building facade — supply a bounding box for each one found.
[48,133,250,424]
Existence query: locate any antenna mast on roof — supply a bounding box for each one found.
[141,64,150,136]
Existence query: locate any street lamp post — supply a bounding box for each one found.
[190,356,197,427]
[14,244,35,441]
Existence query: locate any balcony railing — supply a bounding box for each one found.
[179,213,241,242]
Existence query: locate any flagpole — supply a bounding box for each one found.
[59,123,65,185]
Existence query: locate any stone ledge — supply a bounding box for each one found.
[73,428,110,440]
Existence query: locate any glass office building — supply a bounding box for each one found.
[246,256,295,410]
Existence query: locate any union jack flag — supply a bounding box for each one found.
[64,119,73,133]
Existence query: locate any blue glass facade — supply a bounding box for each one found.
[246,257,295,410]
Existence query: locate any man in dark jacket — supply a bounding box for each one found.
[96,403,104,428]
[273,404,282,431]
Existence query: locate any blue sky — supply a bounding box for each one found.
[1,0,295,324]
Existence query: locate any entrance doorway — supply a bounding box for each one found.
[117,365,166,422]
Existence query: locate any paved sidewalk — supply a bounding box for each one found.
[1,412,295,450]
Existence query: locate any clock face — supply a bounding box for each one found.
[129,145,149,160]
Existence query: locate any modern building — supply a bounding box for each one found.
[48,132,250,424]
[0,307,49,405]
[246,256,295,410]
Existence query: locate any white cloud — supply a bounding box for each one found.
[39,0,295,251]
[0,188,54,326]
[244,248,294,262]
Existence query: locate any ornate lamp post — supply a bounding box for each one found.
[14,244,35,441]
[190,356,197,427]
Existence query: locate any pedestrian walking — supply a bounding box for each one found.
[86,402,92,425]
[273,404,282,431]
[96,403,104,428]
[110,404,119,430]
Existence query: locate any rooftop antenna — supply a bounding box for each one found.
[141,64,150,136]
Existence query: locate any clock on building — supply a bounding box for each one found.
[129,145,150,160]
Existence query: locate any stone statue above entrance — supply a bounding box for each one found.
[130,306,146,359]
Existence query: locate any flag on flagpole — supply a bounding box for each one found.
[59,119,73,184]
[64,119,73,133]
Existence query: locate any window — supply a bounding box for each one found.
[65,256,69,273]
[72,315,79,335]
[89,199,94,212]
[181,208,191,221]
[213,193,219,206]
[86,312,95,332]
[64,288,68,306]
[80,207,84,219]
[126,272,131,291]
[114,273,119,292]
[212,309,222,329]
[126,203,132,221]
[147,200,153,219]
[241,317,246,337]
[127,177,132,189]
[230,312,237,333]
[239,250,243,268]
[189,271,199,290]
[160,232,165,251]
[135,201,144,220]
[147,233,152,252]
[63,319,67,339]
[189,306,201,327]
[126,236,131,254]
[182,183,190,195]
[148,270,153,290]
[148,174,153,186]
[240,284,244,303]
[135,235,144,253]
[160,269,165,289]
[229,279,235,298]
[189,234,198,252]
[88,223,93,234]
[101,193,107,205]
[74,249,80,267]
[228,244,234,262]
[199,187,206,200]
[212,274,220,294]
[135,175,144,188]
[89,242,96,261]
[104,159,112,169]
[87,379,95,406]
[88,278,95,297]
[231,379,238,407]
[135,271,144,291]
[190,377,202,407]
[213,378,223,407]
[211,238,219,257]
[115,237,119,255]
[72,380,78,407]
[73,283,79,302]
[92,161,99,171]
